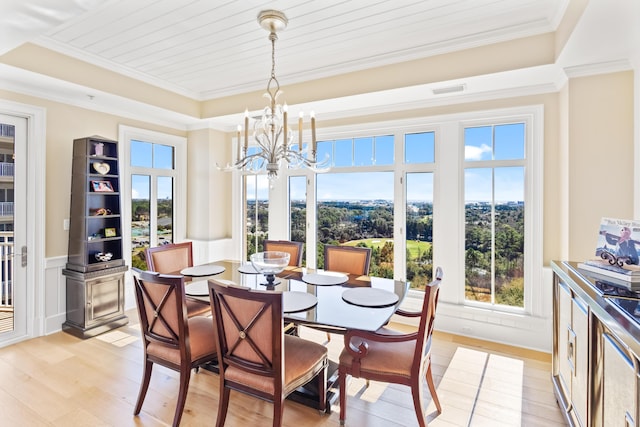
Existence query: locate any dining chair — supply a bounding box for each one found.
[145,242,210,317]
[321,245,373,341]
[263,239,304,266]
[132,269,218,427]
[324,244,372,275]
[208,278,329,427]
[338,267,443,427]
[145,241,193,273]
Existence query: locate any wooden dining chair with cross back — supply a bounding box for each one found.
[323,244,372,276]
[132,269,218,427]
[319,244,373,341]
[145,241,210,317]
[208,278,329,427]
[338,267,443,427]
[263,240,304,267]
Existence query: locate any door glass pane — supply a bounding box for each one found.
[465,168,492,303]
[406,172,434,289]
[316,172,394,277]
[131,140,152,167]
[494,167,524,307]
[289,176,306,264]
[246,175,269,256]
[157,176,173,245]
[131,174,150,269]
[0,123,14,333]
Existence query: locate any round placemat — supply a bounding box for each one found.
[342,288,399,308]
[238,263,260,274]
[283,291,318,313]
[185,280,209,296]
[180,264,225,276]
[301,272,348,286]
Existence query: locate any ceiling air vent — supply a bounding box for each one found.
[432,84,466,95]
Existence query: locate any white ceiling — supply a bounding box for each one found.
[0,0,637,129]
[5,0,568,100]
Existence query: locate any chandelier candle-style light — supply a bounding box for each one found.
[222,9,328,181]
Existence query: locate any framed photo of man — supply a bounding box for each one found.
[91,180,114,192]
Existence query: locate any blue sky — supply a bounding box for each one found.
[134,123,525,202]
[131,140,174,199]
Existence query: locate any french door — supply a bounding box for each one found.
[0,113,27,344]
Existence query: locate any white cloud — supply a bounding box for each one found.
[465,144,491,160]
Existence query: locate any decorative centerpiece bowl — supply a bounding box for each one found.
[95,252,113,262]
[250,251,290,289]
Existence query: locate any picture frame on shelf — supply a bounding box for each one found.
[92,141,104,156]
[91,180,114,192]
[104,227,117,238]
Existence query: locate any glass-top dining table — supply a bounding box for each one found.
[175,259,410,412]
[179,259,409,333]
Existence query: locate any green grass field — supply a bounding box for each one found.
[343,238,431,260]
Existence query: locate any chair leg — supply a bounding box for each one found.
[339,366,347,425]
[425,363,441,414]
[172,366,191,427]
[216,385,230,427]
[134,360,153,415]
[411,375,427,427]
[316,363,328,413]
[273,396,285,427]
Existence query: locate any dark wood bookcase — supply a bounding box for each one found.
[63,136,128,338]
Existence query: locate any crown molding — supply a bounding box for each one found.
[563,59,633,78]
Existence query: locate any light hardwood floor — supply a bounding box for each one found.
[0,310,565,426]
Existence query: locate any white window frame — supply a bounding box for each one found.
[239,105,544,347]
[119,125,187,307]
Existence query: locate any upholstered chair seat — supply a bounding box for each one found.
[132,269,218,427]
[338,267,444,427]
[208,279,328,427]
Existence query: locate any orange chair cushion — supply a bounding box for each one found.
[150,248,191,274]
[224,335,327,395]
[326,249,369,275]
[185,298,211,317]
[263,242,301,266]
[147,316,217,365]
[339,336,416,380]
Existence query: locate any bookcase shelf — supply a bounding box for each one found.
[63,136,127,338]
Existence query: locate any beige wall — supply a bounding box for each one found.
[0,44,200,118]
[186,128,232,240]
[567,71,635,261]
[0,69,635,267]
[0,89,189,258]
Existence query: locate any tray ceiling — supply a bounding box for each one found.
[26,0,567,100]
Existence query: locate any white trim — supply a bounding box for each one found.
[0,99,46,346]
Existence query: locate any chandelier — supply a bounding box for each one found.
[222,10,328,181]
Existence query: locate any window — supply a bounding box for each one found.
[316,171,394,275]
[119,126,185,271]
[464,123,526,308]
[289,175,307,263]
[242,106,541,317]
[245,174,269,255]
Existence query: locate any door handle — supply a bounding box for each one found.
[21,245,27,267]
